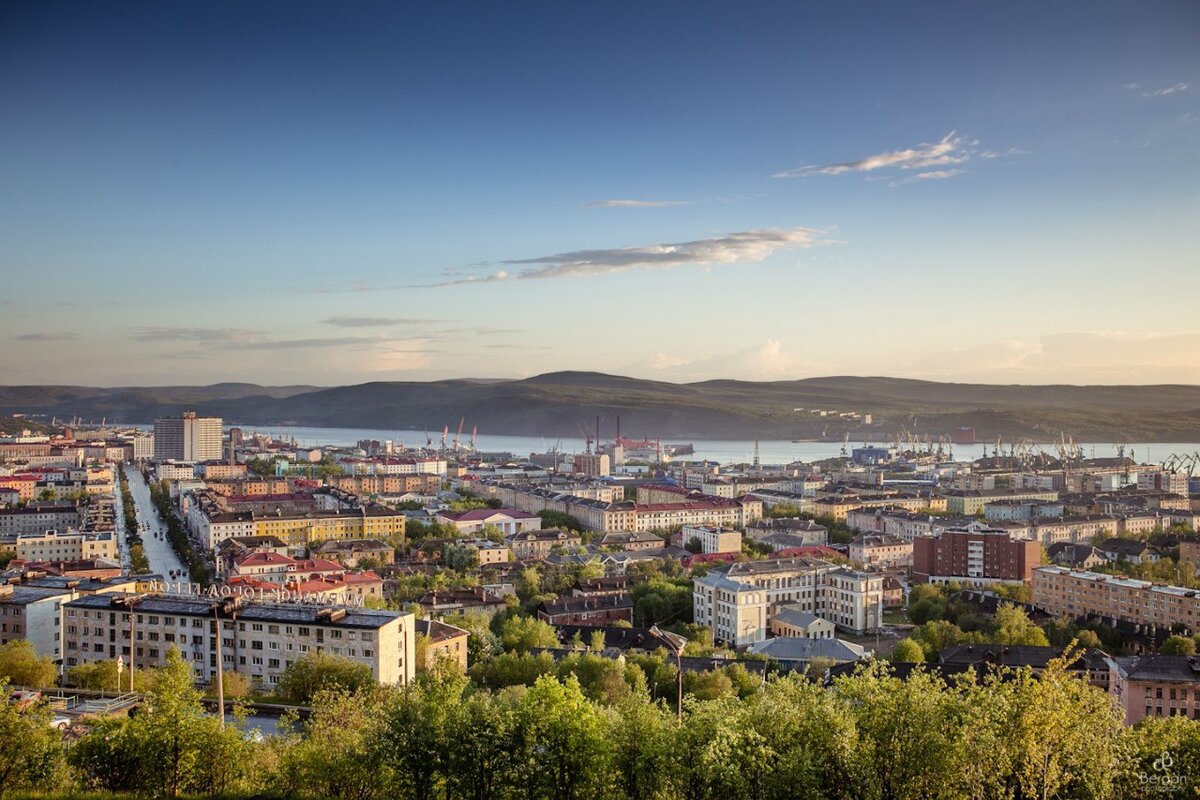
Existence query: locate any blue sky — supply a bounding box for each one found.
[2,1,1198,385]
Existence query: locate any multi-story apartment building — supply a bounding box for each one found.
[154,412,223,462]
[678,524,742,554]
[846,508,979,540]
[1032,566,1200,631]
[693,557,884,645]
[912,524,1041,585]
[1028,515,1120,547]
[336,457,447,476]
[16,530,118,562]
[942,488,1061,516]
[983,499,1065,522]
[326,473,442,496]
[0,502,81,538]
[187,489,406,550]
[0,583,72,664]
[848,533,913,569]
[63,593,415,687]
[1108,654,1200,724]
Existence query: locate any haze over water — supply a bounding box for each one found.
[234,425,1198,467]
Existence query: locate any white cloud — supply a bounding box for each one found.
[774,132,975,178]
[1128,81,1190,98]
[582,199,690,208]
[417,227,826,287]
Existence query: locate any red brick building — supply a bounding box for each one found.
[913,524,1041,585]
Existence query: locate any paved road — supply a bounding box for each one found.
[125,468,188,579]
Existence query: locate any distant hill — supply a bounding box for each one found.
[2,373,1199,442]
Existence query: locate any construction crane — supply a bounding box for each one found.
[840,432,849,457]
[424,429,432,448]
[470,426,477,452]
[440,425,448,451]
[576,421,594,454]
[452,417,465,451]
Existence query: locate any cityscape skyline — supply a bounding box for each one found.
[2,2,1198,386]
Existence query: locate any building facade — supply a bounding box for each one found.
[153,412,223,462]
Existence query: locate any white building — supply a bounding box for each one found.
[693,557,884,646]
[679,524,742,554]
[154,412,223,462]
[0,584,73,666]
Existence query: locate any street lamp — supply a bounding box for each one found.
[649,625,687,721]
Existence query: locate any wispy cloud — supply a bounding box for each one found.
[892,168,968,186]
[1127,81,1190,98]
[16,332,79,341]
[130,326,262,343]
[322,316,438,328]
[774,132,976,178]
[582,199,690,208]
[414,227,826,287]
[224,337,391,351]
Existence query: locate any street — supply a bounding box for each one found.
[111,470,132,572]
[124,467,188,579]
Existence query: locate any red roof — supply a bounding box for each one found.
[234,551,294,568]
[773,546,842,559]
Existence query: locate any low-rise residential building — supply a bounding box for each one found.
[536,594,634,626]
[1098,538,1160,564]
[745,636,866,669]
[414,618,469,671]
[63,593,415,687]
[595,531,664,551]
[505,529,582,560]
[0,502,81,537]
[313,538,396,568]
[768,606,836,639]
[1046,543,1109,570]
[848,533,913,569]
[744,517,828,546]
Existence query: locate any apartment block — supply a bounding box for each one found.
[16,530,118,562]
[63,593,415,687]
[942,489,1060,516]
[1032,566,1200,631]
[912,524,1041,585]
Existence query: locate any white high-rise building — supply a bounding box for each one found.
[154,412,223,462]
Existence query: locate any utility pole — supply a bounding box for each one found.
[214,602,225,730]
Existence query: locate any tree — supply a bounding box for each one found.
[276,652,375,705]
[281,687,392,800]
[538,510,584,532]
[892,638,925,663]
[70,648,259,797]
[499,615,560,653]
[684,536,703,554]
[0,678,65,794]
[1161,635,1197,656]
[511,675,614,800]
[993,603,1050,647]
[0,640,57,687]
[444,542,481,572]
[68,659,154,692]
[375,666,469,800]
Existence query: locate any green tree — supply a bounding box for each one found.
[0,640,57,687]
[0,678,65,794]
[499,615,560,653]
[512,675,614,800]
[375,666,469,800]
[892,638,925,663]
[276,652,375,705]
[445,690,518,800]
[280,687,392,800]
[1162,635,1197,655]
[993,603,1051,647]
